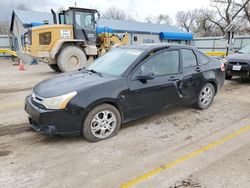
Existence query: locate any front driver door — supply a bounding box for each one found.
[126,49,181,120]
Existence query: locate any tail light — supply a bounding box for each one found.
[221,62,225,72]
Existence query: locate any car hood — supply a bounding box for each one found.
[226,53,250,62]
[33,71,117,98]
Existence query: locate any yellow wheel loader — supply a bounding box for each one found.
[24,7,128,72]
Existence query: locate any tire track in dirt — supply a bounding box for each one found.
[0,123,30,136]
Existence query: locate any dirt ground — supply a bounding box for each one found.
[0,59,250,188]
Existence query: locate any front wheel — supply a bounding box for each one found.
[196,83,215,110]
[82,104,121,142]
[49,64,62,72]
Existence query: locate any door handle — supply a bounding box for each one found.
[168,76,179,81]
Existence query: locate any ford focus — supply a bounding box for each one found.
[25,44,225,142]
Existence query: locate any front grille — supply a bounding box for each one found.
[229,62,249,66]
[227,61,250,77]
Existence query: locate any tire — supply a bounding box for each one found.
[82,104,121,142]
[196,83,215,110]
[225,74,233,80]
[48,64,62,72]
[57,46,87,72]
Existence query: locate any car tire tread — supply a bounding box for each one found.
[196,83,215,110]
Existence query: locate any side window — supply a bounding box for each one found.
[65,11,73,25]
[138,50,179,76]
[197,51,210,65]
[75,12,94,29]
[181,49,197,68]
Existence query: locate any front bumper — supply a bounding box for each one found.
[25,95,84,136]
[226,62,250,77]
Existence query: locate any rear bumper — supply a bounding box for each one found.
[25,95,84,136]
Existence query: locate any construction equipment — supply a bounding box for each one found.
[97,32,128,56]
[205,51,226,58]
[0,48,17,57]
[24,7,129,72]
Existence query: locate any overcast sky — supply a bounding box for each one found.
[0,0,211,23]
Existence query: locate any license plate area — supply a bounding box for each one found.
[232,65,241,71]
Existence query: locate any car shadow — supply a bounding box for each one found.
[121,105,189,130]
[31,105,190,144]
[229,77,250,84]
[36,134,84,144]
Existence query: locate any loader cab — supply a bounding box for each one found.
[59,7,99,45]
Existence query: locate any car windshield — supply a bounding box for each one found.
[238,44,250,54]
[87,48,144,76]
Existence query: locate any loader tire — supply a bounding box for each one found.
[57,46,87,72]
[49,64,62,72]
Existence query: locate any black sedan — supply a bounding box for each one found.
[25,44,225,142]
[224,44,250,79]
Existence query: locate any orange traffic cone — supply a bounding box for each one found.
[19,62,25,71]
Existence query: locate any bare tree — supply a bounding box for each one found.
[175,9,200,32]
[145,14,172,25]
[0,21,8,34]
[16,4,29,10]
[101,7,135,21]
[195,9,223,37]
[243,1,250,22]
[239,1,250,33]
[201,0,250,35]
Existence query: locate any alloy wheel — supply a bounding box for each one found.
[90,110,117,139]
[200,86,213,106]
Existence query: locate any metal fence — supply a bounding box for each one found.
[0,34,12,57]
[192,35,250,53]
[0,35,11,48]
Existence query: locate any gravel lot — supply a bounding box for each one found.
[0,59,250,188]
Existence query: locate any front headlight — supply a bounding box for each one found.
[42,91,77,110]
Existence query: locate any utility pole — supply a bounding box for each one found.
[225,23,240,55]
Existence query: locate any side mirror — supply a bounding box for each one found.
[135,72,154,81]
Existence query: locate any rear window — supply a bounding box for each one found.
[197,51,210,65]
[181,49,197,68]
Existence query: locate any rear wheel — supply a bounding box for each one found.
[48,64,61,72]
[196,83,215,110]
[57,46,87,72]
[82,104,121,142]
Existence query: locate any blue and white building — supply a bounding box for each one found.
[97,19,193,45]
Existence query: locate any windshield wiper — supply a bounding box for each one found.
[86,69,102,77]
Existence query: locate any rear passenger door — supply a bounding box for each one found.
[180,48,203,103]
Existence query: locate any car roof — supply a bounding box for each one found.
[121,43,195,51]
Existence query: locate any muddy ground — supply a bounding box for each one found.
[0,59,250,188]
